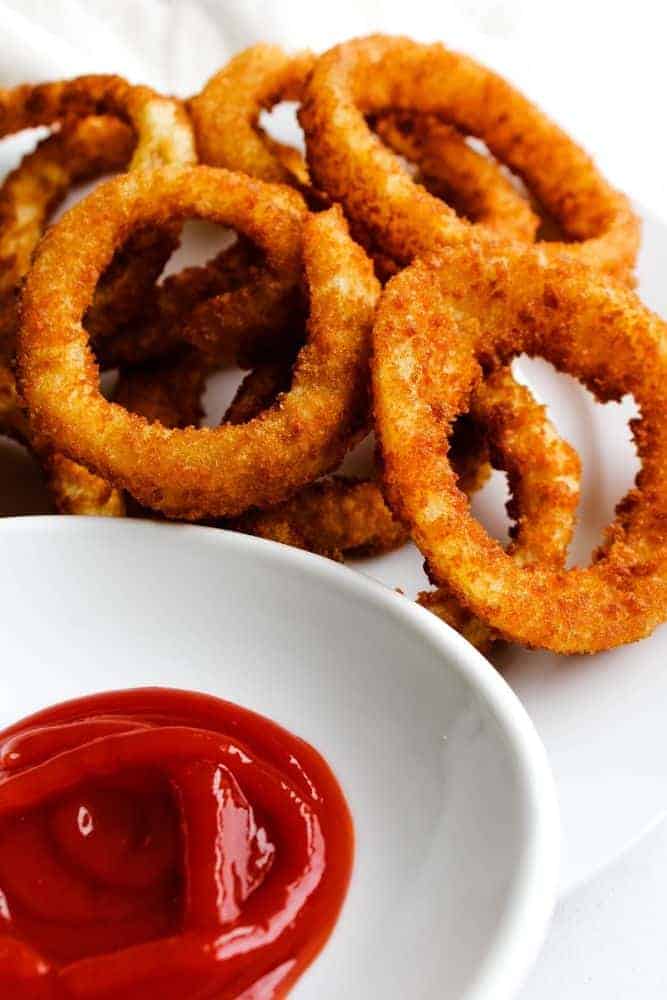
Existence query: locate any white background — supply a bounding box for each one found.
[2,1,666,995]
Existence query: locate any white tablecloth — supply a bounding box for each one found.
[2,2,666,994]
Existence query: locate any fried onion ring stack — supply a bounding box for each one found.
[6,36,666,656]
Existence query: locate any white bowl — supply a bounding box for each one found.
[0,517,559,999]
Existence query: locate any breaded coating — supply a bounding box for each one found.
[224,366,406,559]
[46,455,127,517]
[0,116,151,514]
[190,44,316,185]
[0,74,196,169]
[0,73,197,515]
[374,112,538,243]
[188,43,552,529]
[230,476,408,560]
[19,169,378,520]
[95,238,301,371]
[374,243,667,653]
[190,44,543,283]
[113,350,208,429]
[224,362,295,425]
[300,35,639,279]
[419,367,580,652]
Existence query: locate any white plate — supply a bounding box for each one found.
[0,518,558,1000]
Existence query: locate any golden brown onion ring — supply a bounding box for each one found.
[0,82,195,514]
[0,115,135,374]
[19,167,377,520]
[0,75,195,169]
[300,35,639,278]
[186,45,569,544]
[229,476,408,561]
[418,367,580,652]
[374,244,667,654]
[373,112,538,244]
[0,116,140,515]
[0,75,299,373]
[0,71,196,380]
[49,349,211,517]
[188,44,540,273]
[189,45,315,186]
[184,40,543,524]
[0,72,197,510]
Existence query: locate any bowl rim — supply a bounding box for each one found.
[0,515,559,1000]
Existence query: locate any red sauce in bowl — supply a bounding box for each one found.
[0,688,354,998]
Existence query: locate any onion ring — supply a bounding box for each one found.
[299,35,639,278]
[0,118,130,351]
[0,71,196,352]
[299,32,607,578]
[0,115,136,383]
[374,244,667,653]
[0,75,196,169]
[0,116,144,514]
[11,71,304,370]
[373,112,538,244]
[189,43,541,239]
[220,361,405,558]
[0,72,198,502]
[187,44,578,553]
[19,168,377,520]
[49,350,210,517]
[189,45,316,186]
[0,75,298,373]
[230,476,408,561]
[0,92,194,514]
[418,366,580,651]
[185,40,550,511]
[0,112,180,358]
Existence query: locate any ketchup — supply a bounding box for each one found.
[0,688,354,998]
